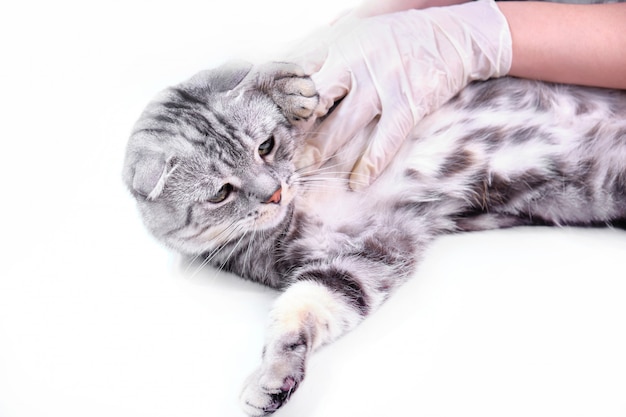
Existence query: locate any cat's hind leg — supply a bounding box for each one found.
[453,212,541,232]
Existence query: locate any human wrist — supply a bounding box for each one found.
[423,0,512,82]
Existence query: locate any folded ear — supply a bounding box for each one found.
[127,154,177,200]
[185,60,253,95]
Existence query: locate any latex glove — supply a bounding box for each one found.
[294,0,512,190]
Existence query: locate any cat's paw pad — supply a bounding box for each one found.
[258,62,319,124]
[240,332,308,416]
[240,368,302,416]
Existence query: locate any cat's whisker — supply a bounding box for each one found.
[294,175,350,182]
[294,176,371,195]
[294,146,358,174]
[241,227,258,277]
[216,229,249,274]
[295,164,357,179]
[188,222,245,279]
[182,252,204,275]
[298,166,354,176]
[297,182,350,193]
[188,248,224,280]
[291,129,334,140]
[294,178,346,188]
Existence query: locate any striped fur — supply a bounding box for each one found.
[123,62,626,416]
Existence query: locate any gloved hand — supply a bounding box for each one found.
[292,0,512,190]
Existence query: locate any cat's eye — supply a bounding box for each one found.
[258,136,275,157]
[208,183,233,204]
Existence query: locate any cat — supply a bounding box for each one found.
[123,61,626,416]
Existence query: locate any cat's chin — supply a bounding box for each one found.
[253,194,294,232]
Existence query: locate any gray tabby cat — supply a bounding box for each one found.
[123,61,626,416]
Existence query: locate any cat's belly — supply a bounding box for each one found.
[302,77,626,230]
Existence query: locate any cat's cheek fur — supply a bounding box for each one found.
[240,281,362,415]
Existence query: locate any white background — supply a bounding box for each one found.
[1,1,625,416]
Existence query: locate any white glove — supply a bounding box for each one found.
[293,0,512,190]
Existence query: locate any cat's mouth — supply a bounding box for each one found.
[253,182,296,230]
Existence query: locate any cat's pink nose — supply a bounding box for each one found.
[265,187,282,204]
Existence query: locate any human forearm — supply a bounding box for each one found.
[351,0,626,89]
[497,1,626,89]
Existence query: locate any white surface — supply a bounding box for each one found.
[1,1,625,416]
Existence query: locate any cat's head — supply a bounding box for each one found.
[123,62,306,255]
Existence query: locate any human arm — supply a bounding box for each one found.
[301,0,625,190]
[351,0,626,89]
[295,1,512,189]
[499,1,626,89]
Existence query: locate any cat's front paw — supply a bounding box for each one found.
[240,368,301,417]
[257,62,319,124]
[240,332,308,416]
